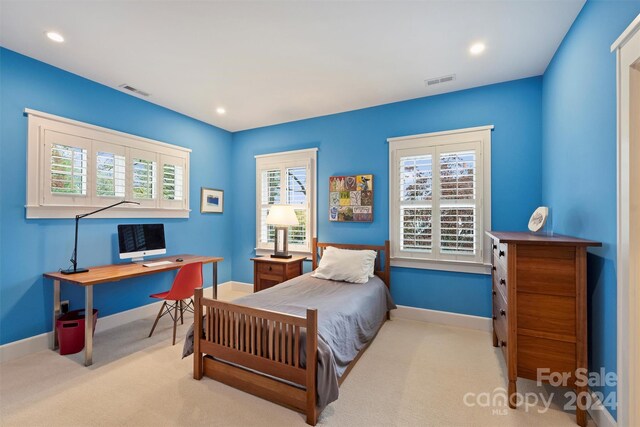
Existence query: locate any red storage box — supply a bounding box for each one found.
[56,309,98,355]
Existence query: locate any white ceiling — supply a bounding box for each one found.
[0,1,584,132]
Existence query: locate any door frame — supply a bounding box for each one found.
[612,13,640,427]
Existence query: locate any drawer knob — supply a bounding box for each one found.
[500,278,506,285]
[499,250,505,257]
[492,266,497,271]
[492,315,497,320]
[492,290,497,296]
[493,244,497,250]
[500,340,507,348]
[500,309,506,317]
[269,266,272,271]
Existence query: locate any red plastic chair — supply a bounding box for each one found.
[148,262,203,345]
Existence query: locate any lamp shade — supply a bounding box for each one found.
[266,205,299,226]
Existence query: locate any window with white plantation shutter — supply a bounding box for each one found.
[399,154,433,252]
[27,109,191,218]
[256,149,317,254]
[162,164,183,200]
[389,126,492,274]
[132,158,157,201]
[439,150,476,255]
[43,130,92,206]
[286,167,308,246]
[50,143,88,195]
[260,169,281,244]
[96,151,125,198]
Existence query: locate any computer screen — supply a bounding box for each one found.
[117,224,166,260]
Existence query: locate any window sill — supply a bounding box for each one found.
[391,257,491,275]
[255,248,312,260]
[26,205,191,219]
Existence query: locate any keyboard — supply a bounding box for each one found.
[142,260,172,268]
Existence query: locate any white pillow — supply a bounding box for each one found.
[312,246,377,284]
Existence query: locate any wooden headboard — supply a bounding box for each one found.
[311,238,391,289]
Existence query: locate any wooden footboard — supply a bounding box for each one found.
[193,287,319,425]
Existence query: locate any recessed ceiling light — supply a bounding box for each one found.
[469,42,485,55]
[46,31,65,43]
[216,107,226,115]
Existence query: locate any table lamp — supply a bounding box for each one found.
[266,205,299,258]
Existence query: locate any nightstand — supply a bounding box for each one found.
[250,255,305,292]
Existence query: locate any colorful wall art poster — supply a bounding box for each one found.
[329,174,373,222]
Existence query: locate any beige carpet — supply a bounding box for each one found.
[0,287,594,426]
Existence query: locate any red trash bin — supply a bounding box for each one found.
[56,309,98,355]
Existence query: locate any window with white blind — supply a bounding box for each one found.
[96,151,125,198]
[255,149,317,254]
[26,109,191,218]
[389,126,492,274]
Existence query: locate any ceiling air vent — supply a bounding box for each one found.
[425,74,456,87]
[118,84,150,97]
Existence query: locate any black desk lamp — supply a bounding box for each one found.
[61,200,140,274]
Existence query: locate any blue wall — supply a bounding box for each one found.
[231,77,543,317]
[542,0,640,419]
[0,48,234,345]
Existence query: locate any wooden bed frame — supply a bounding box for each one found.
[192,238,390,425]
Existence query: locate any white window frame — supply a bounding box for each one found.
[26,109,191,218]
[255,148,317,256]
[388,125,493,275]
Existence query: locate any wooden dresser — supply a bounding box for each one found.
[486,231,601,427]
[250,256,305,293]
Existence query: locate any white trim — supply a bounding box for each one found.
[25,205,190,219]
[588,390,617,427]
[387,125,494,143]
[24,108,192,153]
[25,109,191,219]
[0,283,224,363]
[391,258,491,275]
[388,126,492,272]
[614,16,640,427]
[255,149,317,254]
[391,305,491,332]
[254,147,318,159]
[255,248,312,259]
[611,13,640,52]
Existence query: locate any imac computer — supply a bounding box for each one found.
[118,224,166,262]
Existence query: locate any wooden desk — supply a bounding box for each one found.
[44,254,223,366]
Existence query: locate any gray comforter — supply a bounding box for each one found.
[183,272,396,408]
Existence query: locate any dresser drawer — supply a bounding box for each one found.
[493,263,508,301]
[257,262,285,276]
[493,286,508,329]
[493,240,508,265]
[492,284,509,361]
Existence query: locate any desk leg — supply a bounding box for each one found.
[213,262,218,300]
[85,285,93,366]
[52,280,61,350]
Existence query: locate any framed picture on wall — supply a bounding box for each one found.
[200,187,224,213]
[329,174,373,222]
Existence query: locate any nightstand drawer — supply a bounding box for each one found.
[251,256,305,293]
[257,262,285,275]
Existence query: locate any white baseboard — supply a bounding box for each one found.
[0,283,223,364]
[588,390,617,427]
[391,305,492,332]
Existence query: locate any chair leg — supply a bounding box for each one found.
[149,301,166,338]
[179,300,184,325]
[172,303,179,346]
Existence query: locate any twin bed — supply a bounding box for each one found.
[185,239,395,425]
